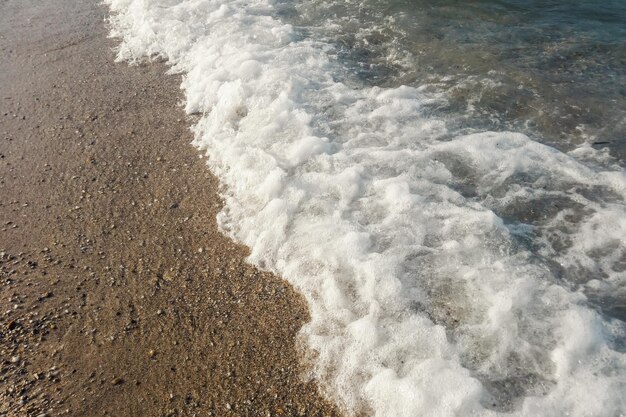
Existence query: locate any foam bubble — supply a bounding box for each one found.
[106,0,626,415]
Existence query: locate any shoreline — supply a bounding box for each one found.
[0,0,340,416]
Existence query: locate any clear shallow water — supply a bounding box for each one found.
[287,0,626,318]
[107,0,626,415]
[288,0,626,158]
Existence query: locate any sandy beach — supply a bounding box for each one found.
[0,0,340,416]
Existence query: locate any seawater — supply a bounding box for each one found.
[106,0,626,415]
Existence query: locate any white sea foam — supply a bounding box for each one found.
[106,0,626,415]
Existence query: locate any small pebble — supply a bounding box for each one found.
[111,377,124,386]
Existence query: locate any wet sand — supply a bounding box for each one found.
[0,0,340,416]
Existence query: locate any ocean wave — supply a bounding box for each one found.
[106,0,626,415]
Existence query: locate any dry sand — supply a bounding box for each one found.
[0,0,341,416]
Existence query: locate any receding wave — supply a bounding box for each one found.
[106,0,626,415]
